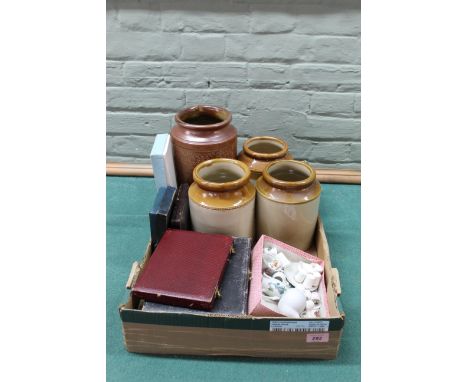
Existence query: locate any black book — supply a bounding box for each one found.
[142,237,252,315]
[149,186,176,250]
[169,183,191,230]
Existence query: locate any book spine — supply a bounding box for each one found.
[151,155,168,191]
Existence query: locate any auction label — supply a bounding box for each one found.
[306,333,329,343]
[269,320,329,332]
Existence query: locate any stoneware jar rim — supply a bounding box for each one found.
[263,160,316,190]
[193,158,251,192]
[175,105,232,131]
[243,136,289,160]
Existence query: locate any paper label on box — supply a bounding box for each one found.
[306,333,329,343]
[269,320,329,332]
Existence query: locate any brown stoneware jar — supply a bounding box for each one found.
[170,105,237,184]
[188,159,256,238]
[256,160,321,250]
[238,136,293,180]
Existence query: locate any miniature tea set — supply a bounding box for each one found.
[261,246,324,318]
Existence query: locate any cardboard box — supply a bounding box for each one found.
[248,234,329,318]
[119,217,345,359]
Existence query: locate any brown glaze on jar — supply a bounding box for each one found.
[170,105,237,184]
[237,136,293,180]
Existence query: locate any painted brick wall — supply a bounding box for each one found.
[107,0,361,169]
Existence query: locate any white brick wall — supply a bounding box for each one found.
[107,0,361,169]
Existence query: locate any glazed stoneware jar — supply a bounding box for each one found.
[188,158,256,238]
[171,105,237,184]
[238,136,293,180]
[256,160,321,250]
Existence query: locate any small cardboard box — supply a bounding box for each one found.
[119,217,345,359]
[248,234,329,318]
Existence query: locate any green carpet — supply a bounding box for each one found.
[107,176,360,382]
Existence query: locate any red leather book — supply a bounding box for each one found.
[132,229,233,310]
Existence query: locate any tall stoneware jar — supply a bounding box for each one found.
[171,105,237,184]
[238,136,293,181]
[256,160,321,250]
[188,159,256,238]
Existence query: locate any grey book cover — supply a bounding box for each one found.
[142,237,252,315]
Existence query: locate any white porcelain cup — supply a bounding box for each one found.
[276,252,291,268]
[303,271,321,290]
[294,270,307,283]
[277,289,307,318]
[262,274,287,299]
[265,259,283,274]
[272,271,288,284]
[305,291,321,305]
[264,246,278,257]
[303,308,320,318]
[306,300,316,311]
[300,261,323,274]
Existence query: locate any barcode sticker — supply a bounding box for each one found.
[269,320,329,332]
